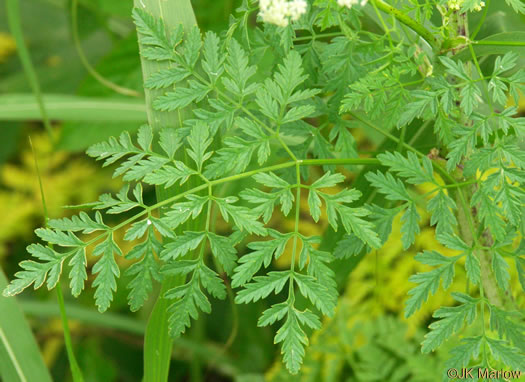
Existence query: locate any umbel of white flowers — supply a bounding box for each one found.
[259,0,308,26]
[337,0,368,8]
[259,0,369,26]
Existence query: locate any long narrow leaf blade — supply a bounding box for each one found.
[0,269,53,382]
[0,94,147,122]
[133,1,200,381]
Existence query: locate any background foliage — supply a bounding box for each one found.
[0,0,524,381]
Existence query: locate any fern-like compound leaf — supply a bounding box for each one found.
[405,251,461,318]
[232,232,292,287]
[125,226,162,311]
[166,276,211,338]
[207,232,237,275]
[421,293,478,353]
[68,248,88,297]
[444,336,483,372]
[3,244,65,296]
[92,234,122,313]
[365,171,410,201]
[48,211,108,234]
[489,306,525,352]
[486,337,525,370]
[377,151,435,185]
[274,308,309,375]
[235,271,290,304]
[161,232,206,261]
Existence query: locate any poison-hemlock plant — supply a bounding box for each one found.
[4,0,525,376]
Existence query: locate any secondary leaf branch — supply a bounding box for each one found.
[77,157,381,250]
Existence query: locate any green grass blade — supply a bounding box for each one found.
[132,1,200,380]
[0,94,147,122]
[30,138,84,382]
[19,299,240,377]
[0,269,53,382]
[143,274,185,381]
[6,0,54,141]
[20,299,146,335]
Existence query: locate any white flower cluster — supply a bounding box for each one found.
[259,0,308,27]
[448,0,485,11]
[337,0,368,9]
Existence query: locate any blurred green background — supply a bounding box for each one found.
[0,0,524,381]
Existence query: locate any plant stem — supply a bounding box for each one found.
[288,163,302,299]
[470,0,490,39]
[468,44,493,110]
[474,40,525,46]
[6,0,54,141]
[30,138,83,381]
[441,179,478,188]
[56,285,84,382]
[349,109,485,268]
[133,1,199,381]
[371,0,394,49]
[466,44,515,309]
[407,120,430,146]
[348,111,423,156]
[71,0,141,97]
[347,111,467,191]
[455,183,504,307]
[190,185,214,382]
[369,0,440,51]
[293,32,344,41]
